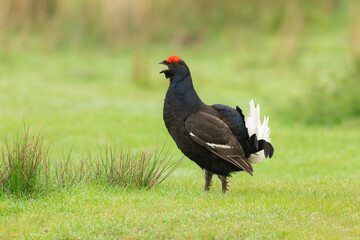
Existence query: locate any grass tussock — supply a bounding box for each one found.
[0,127,49,197]
[86,143,183,189]
[0,127,182,198]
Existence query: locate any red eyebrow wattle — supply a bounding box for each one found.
[167,55,181,63]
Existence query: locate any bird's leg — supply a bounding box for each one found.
[204,169,213,191]
[218,175,228,193]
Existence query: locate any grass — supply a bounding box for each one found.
[0,128,182,197]
[1,127,50,197]
[85,143,182,189]
[1,24,360,238]
[2,125,360,239]
[0,51,359,238]
[1,177,359,238]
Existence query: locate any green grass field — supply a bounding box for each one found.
[1,38,360,239]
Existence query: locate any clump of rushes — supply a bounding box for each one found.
[87,143,183,190]
[0,127,49,197]
[0,127,182,197]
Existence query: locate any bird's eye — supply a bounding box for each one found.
[171,61,175,65]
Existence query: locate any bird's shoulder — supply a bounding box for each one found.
[212,104,247,134]
[185,110,228,138]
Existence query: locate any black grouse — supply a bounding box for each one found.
[160,55,274,193]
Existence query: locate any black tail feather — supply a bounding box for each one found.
[258,140,274,158]
[250,134,258,150]
[249,134,274,158]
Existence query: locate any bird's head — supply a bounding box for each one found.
[159,55,189,80]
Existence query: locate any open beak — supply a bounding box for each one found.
[159,60,169,74]
[159,60,174,79]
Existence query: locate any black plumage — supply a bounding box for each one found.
[160,55,274,193]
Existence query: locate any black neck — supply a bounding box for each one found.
[168,74,204,110]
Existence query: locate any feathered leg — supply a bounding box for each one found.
[218,175,228,193]
[204,169,213,191]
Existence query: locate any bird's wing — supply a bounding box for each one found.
[185,111,253,175]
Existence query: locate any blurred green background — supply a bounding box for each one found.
[0,0,359,151]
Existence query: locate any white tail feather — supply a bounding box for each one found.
[245,99,271,142]
[245,99,272,164]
